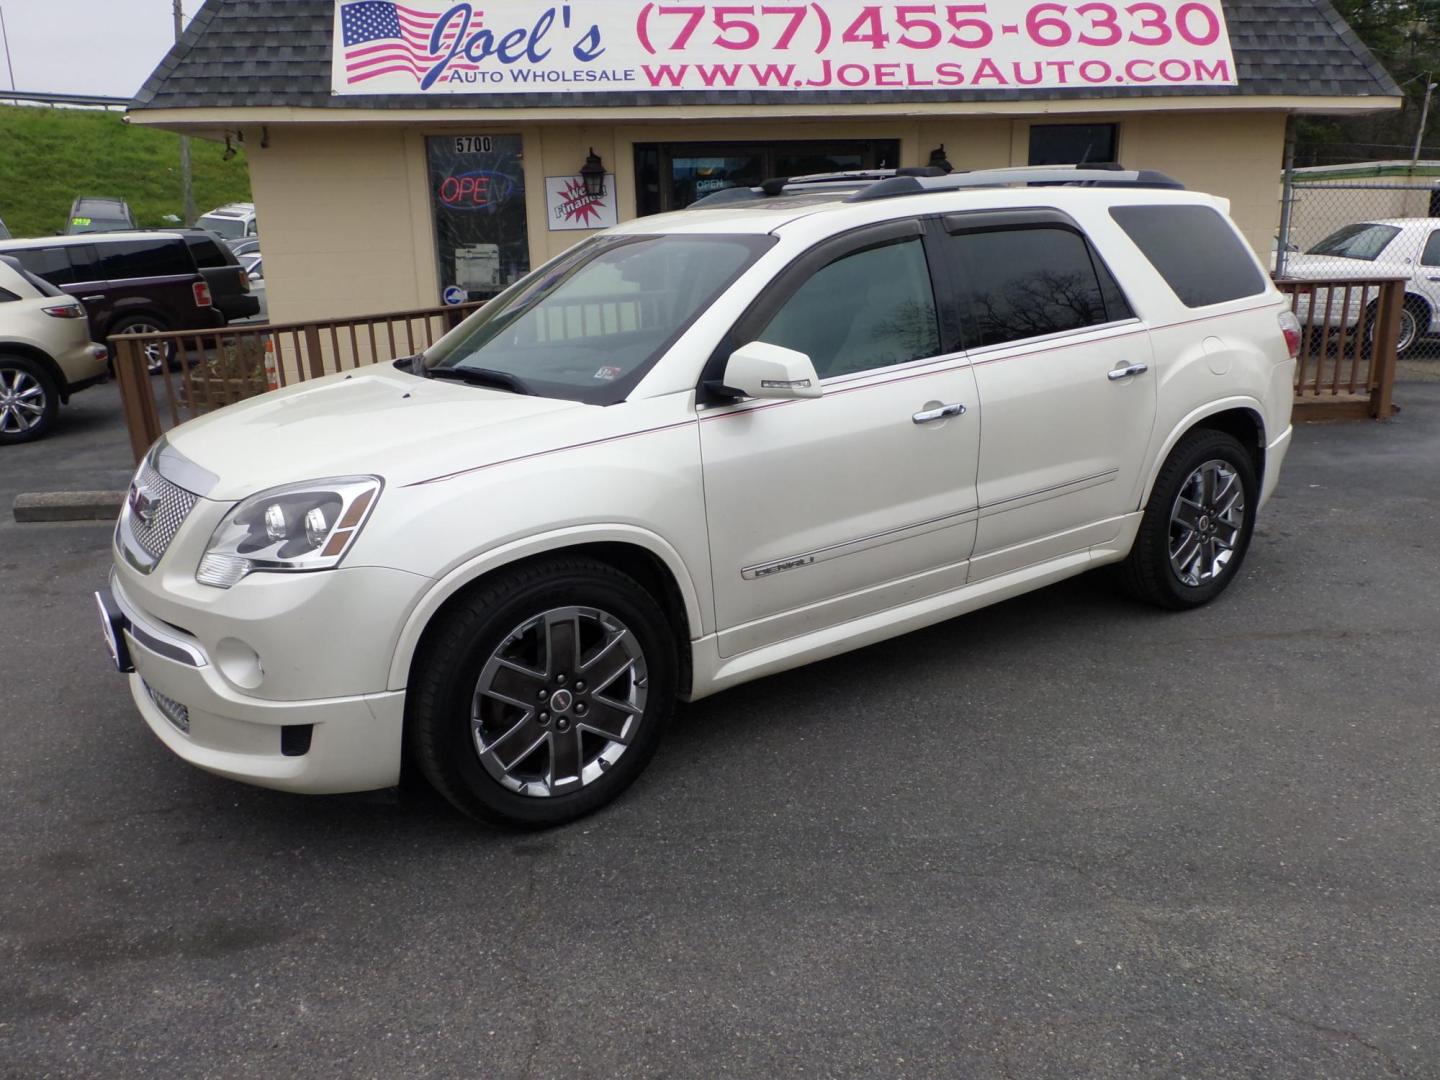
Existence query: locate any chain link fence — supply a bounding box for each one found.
[1274,177,1440,362]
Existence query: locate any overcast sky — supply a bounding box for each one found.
[0,0,183,98]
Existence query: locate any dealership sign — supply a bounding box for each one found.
[332,1,1237,95]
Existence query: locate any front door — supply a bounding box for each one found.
[699,220,981,657]
[937,213,1158,580]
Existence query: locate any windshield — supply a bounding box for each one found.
[1307,224,1401,261]
[198,214,248,240]
[423,233,773,404]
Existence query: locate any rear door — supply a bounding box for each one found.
[699,218,982,657]
[936,210,1157,581]
[64,244,114,338]
[97,238,204,330]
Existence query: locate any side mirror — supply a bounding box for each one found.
[718,341,823,401]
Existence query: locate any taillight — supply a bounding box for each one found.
[193,281,213,307]
[1278,310,1302,360]
[239,270,251,294]
[42,304,86,319]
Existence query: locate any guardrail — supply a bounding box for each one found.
[111,301,485,464]
[1272,276,1404,421]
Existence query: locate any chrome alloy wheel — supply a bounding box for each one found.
[126,323,168,373]
[471,606,649,798]
[1169,459,1247,588]
[0,368,47,434]
[1398,307,1420,354]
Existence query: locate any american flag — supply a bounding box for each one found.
[339,1,475,85]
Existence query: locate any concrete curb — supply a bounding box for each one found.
[13,491,125,524]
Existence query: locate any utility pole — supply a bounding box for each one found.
[0,6,17,91]
[1413,74,1437,166]
[173,0,196,225]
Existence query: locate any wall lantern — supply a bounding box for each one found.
[928,145,954,174]
[580,148,608,199]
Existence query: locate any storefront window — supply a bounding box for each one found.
[427,135,531,304]
[1028,124,1119,166]
[635,141,899,215]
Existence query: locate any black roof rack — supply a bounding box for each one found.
[685,164,1184,209]
[846,166,1185,202]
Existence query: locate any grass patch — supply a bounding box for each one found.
[0,105,252,238]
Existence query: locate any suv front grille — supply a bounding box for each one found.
[125,463,199,566]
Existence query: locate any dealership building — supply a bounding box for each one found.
[130,0,1399,324]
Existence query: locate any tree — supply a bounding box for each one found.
[1297,0,1440,165]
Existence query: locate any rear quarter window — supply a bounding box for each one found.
[185,235,231,268]
[1110,205,1267,309]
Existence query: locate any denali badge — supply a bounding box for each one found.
[746,555,817,580]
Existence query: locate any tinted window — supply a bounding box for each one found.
[4,247,77,286]
[1422,232,1440,268]
[1111,205,1267,308]
[99,239,195,280]
[0,286,17,302]
[185,235,230,267]
[1306,223,1400,261]
[1029,124,1118,166]
[949,227,1124,348]
[758,238,941,378]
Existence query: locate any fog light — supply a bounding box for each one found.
[215,638,265,690]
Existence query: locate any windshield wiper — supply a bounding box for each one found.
[426,367,533,396]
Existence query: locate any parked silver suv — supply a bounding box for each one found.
[0,256,109,443]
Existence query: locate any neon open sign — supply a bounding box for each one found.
[438,171,519,210]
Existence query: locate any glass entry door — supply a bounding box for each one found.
[635,140,901,215]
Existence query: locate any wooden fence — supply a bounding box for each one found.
[1273,276,1404,421]
[112,302,484,464]
[112,276,1408,464]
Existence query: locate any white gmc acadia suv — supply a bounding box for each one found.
[100,167,1300,827]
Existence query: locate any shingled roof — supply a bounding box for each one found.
[132,0,1400,112]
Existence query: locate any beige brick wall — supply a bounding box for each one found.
[247,109,1285,324]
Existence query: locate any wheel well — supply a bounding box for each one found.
[106,311,171,336]
[1191,407,1265,480]
[408,541,695,698]
[0,345,69,404]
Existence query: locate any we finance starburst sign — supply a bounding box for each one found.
[545,174,618,232]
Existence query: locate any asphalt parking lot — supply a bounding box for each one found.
[3,384,1438,1080]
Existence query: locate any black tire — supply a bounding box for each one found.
[109,316,175,374]
[407,557,677,828]
[1120,429,1258,611]
[0,354,60,444]
[1366,295,1429,357]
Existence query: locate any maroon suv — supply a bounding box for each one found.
[0,230,260,371]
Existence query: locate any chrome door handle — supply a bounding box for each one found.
[81,295,105,303]
[913,403,967,425]
[1107,363,1150,382]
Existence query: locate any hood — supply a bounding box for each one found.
[164,363,587,501]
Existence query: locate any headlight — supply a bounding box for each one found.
[197,477,382,589]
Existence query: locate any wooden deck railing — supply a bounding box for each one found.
[111,301,486,464]
[1273,276,1404,421]
[112,275,1408,464]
